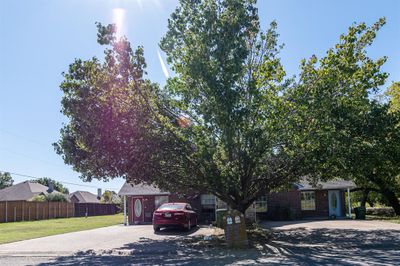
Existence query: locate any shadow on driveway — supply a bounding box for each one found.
[36,227,400,265]
[154,225,200,236]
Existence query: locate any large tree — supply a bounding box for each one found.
[348,102,400,214]
[0,172,13,189]
[55,1,300,213]
[285,18,400,214]
[55,1,393,214]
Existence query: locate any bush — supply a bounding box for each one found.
[31,193,67,202]
[366,207,395,217]
[45,193,68,202]
[31,195,46,202]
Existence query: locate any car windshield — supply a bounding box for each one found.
[158,204,185,211]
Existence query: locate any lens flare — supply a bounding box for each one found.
[157,49,170,79]
[112,8,126,38]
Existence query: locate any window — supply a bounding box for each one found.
[201,194,216,205]
[301,191,316,210]
[157,203,184,210]
[155,196,169,209]
[255,196,268,212]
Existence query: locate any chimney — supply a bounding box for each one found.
[97,188,102,200]
[47,181,54,193]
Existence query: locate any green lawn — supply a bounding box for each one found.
[0,214,123,244]
[366,215,400,224]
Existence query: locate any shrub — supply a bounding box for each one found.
[31,195,46,202]
[366,207,395,217]
[45,193,68,202]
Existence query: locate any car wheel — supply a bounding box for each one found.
[153,225,160,233]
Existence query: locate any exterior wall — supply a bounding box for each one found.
[126,189,349,224]
[127,194,207,224]
[266,190,302,220]
[143,195,155,223]
[127,195,152,224]
[301,190,329,218]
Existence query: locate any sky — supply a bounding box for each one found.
[0,0,399,194]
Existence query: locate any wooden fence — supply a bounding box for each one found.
[74,203,118,217]
[0,201,117,223]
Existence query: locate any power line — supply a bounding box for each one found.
[0,170,120,191]
[0,128,51,148]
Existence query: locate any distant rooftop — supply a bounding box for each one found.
[69,191,100,203]
[0,181,61,201]
[118,182,170,196]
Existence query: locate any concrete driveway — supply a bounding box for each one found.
[0,220,399,265]
[0,225,216,265]
[259,220,400,265]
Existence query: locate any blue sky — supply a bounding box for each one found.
[0,0,399,194]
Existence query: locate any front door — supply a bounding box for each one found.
[328,190,342,217]
[132,197,144,224]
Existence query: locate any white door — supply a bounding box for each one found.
[328,190,342,217]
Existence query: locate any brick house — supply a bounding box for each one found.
[118,179,356,225]
[262,179,356,220]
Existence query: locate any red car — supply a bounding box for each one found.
[152,202,198,232]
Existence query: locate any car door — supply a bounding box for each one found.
[186,204,196,224]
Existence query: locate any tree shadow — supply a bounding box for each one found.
[35,227,400,265]
[154,225,200,236]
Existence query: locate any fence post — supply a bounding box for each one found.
[5,201,8,223]
[48,202,50,219]
[14,206,16,222]
[36,203,39,220]
[22,202,24,221]
[28,206,31,221]
[58,202,61,218]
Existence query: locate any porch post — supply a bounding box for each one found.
[347,188,352,219]
[123,195,127,226]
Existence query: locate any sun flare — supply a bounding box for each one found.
[112,8,126,38]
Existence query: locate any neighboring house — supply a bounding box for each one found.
[118,178,356,225]
[0,181,61,201]
[69,191,100,203]
[263,179,356,220]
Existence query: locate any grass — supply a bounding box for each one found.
[0,213,123,244]
[366,215,400,224]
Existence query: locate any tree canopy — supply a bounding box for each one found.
[55,0,393,214]
[387,81,400,113]
[0,172,13,190]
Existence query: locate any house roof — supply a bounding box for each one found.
[0,181,59,201]
[118,182,170,196]
[295,178,356,191]
[69,191,100,203]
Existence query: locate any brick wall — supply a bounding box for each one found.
[301,190,329,218]
[266,191,302,220]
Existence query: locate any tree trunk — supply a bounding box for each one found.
[382,189,400,215]
[360,189,370,208]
